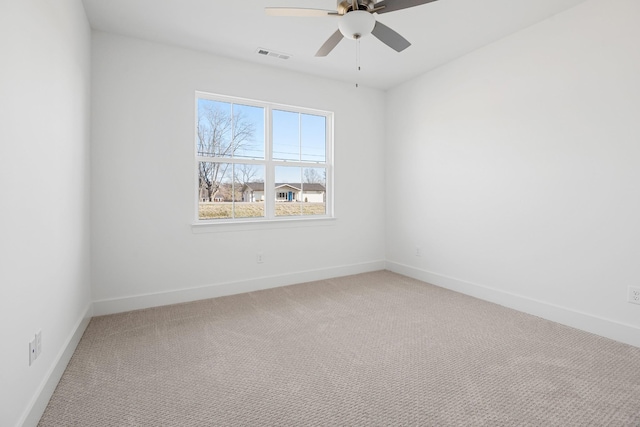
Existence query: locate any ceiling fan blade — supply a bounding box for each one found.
[265,7,337,17]
[375,0,438,14]
[371,21,411,52]
[315,29,344,57]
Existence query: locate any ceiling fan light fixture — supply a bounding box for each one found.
[338,10,375,39]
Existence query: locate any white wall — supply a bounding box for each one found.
[385,0,640,346]
[90,33,386,313]
[0,1,92,426]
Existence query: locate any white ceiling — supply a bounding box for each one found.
[81,0,588,90]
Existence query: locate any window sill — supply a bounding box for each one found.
[191,216,337,234]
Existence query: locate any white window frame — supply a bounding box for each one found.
[194,91,334,224]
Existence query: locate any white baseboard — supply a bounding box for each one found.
[20,302,93,427]
[386,261,640,349]
[93,260,387,316]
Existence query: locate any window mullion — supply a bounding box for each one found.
[265,106,274,220]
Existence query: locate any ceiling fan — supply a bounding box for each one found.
[265,0,438,57]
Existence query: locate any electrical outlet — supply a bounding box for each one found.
[629,286,640,305]
[256,253,264,264]
[28,331,42,366]
[29,338,36,366]
[415,247,421,257]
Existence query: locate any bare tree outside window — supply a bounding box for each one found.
[235,164,262,187]
[197,101,257,202]
[303,168,323,184]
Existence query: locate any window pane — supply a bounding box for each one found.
[197,99,264,159]
[273,110,299,161]
[235,164,265,218]
[301,114,326,163]
[197,100,231,157]
[199,162,266,220]
[275,166,302,216]
[233,104,265,160]
[302,167,326,216]
[198,162,233,220]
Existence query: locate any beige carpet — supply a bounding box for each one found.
[39,271,640,426]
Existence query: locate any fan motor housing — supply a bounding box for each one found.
[337,0,377,15]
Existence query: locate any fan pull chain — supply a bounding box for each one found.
[355,36,361,88]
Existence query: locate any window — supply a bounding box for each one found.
[195,92,333,222]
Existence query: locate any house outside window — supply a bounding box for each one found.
[195,92,333,222]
